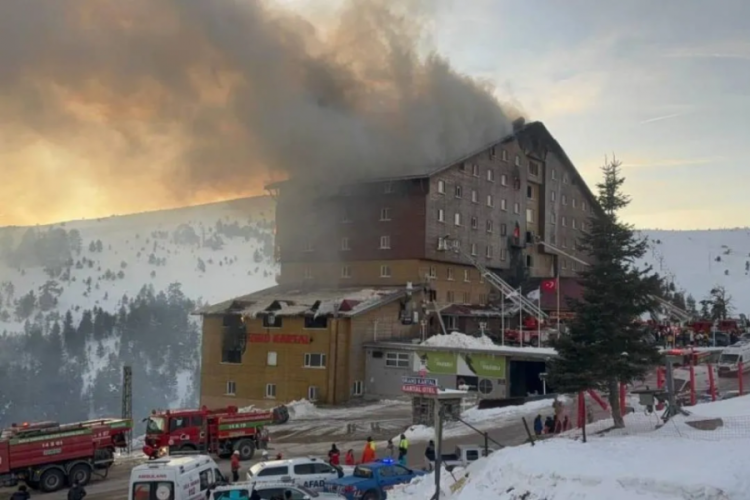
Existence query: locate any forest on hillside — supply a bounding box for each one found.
[0,283,201,427]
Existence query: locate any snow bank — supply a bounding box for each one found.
[422,332,556,355]
[397,397,566,442]
[285,399,409,421]
[387,467,467,500]
[686,394,750,418]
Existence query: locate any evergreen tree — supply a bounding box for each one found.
[547,158,661,428]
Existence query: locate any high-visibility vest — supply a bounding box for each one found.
[369,441,376,451]
[399,438,408,449]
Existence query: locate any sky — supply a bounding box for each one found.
[425,0,750,229]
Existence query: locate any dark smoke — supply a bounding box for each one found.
[0,0,520,224]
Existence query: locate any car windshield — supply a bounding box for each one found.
[146,417,165,434]
[213,489,250,500]
[353,467,373,479]
[720,354,739,364]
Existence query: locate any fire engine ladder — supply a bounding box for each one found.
[419,272,449,336]
[536,238,692,324]
[442,236,547,320]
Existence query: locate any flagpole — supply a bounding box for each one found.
[519,287,523,347]
[501,291,505,345]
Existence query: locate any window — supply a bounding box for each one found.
[472,163,479,176]
[529,162,540,176]
[352,380,364,396]
[500,223,507,236]
[487,169,495,182]
[562,216,567,227]
[551,169,557,180]
[513,202,520,214]
[550,232,557,244]
[562,258,568,269]
[263,314,282,328]
[515,155,521,166]
[526,208,534,223]
[267,352,277,366]
[446,291,455,303]
[463,269,470,282]
[550,213,556,225]
[305,314,328,329]
[455,185,463,198]
[572,198,577,208]
[501,149,508,161]
[500,174,507,186]
[380,208,391,221]
[489,147,496,159]
[294,464,316,475]
[265,384,276,398]
[257,466,287,477]
[562,194,567,205]
[380,264,391,278]
[385,352,410,368]
[384,181,393,193]
[303,239,314,252]
[470,216,478,229]
[454,213,462,226]
[562,237,567,248]
[304,353,327,368]
[526,255,533,268]
[221,315,244,364]
[526,185,533,199]
[551,191,556,202]
[429,266,437,278]
[437,180,445,194]
[307,386,319,401]
[500,198,507,211]
[485,245,493,258]
[341,237,350,251]
[500,248,507,261]
[486,220,493,233]
[582,201,587,212]
[470,243,477,256]
[438,208,445,222]
[341,209,352,223]
[199,470,213,491]
[341,265,351,278]
[471,190,478,203]
[303,267,313,280]
[459,161,467,171]
[226,381,236,395]
[132,482,174,500]
[447,268,454,280]
[563,173,569,184]
[572,218,577,229]
[380,235,391,249]
[486,195,494,207]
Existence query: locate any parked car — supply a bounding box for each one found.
[246,457,353,491]
[434,445,497,471]
[211,482,346,500]
[323,459,426,500]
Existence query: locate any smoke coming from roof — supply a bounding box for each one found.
[0,0,520,225]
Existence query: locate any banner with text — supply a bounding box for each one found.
[460,353,507,380]
[414,351,458,375]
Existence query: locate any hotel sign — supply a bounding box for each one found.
[401,376,439,395]
[248,334,311,344]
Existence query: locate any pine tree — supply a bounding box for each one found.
[547,157,662,428]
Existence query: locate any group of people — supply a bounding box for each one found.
[10,480,86,500]
[327,434,410,467]
[532,413,571,435]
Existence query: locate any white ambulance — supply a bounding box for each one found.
[129,455,228,500]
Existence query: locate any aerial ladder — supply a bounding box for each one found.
[441,236,548,321]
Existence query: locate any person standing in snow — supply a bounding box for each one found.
[361,437,376,464]
[345,449,355,466]
[424,440,436,471]
[533,414,543,436]
[385,439,395,458]
[328,444,341,466]
[398,433,409,466]
[544,415,554,434]
[230,450,241,482]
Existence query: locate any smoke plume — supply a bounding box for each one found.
[0,0,520,225]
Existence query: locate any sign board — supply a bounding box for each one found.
[248,334,310,344]
[401,376,438,395]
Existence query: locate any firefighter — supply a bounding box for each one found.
[360,437,376,464]
[10,485,29,500]
[398,434,409,466]
[67,481,86,500]
[230,450,241,482]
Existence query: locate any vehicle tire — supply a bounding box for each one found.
[40,468,66,493]
[68,464,93,487]
[234,439,255,461]
[362,489,381,500]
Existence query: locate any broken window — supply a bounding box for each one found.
[221,315,245,364]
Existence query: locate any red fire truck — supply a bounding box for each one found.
[142,405,289,461]
[0,418,132,492]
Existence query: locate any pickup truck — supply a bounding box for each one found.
[322,459,426,500]
[436,445,497,471]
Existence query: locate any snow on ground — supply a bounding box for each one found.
[388,395,750,499]
[421,332,556,355]
[396,397,567,442]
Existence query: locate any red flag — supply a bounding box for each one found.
[541,279,557,293]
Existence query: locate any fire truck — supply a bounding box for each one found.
[142,405,289,461]
[0,418,132,493]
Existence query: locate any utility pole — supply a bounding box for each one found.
[121,365,133,455]
[431,404,446,500]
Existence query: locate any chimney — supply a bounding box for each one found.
[512,117,526,132]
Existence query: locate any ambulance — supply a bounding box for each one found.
[129,455,228,500]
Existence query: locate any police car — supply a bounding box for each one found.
[246,457,354,491]
[211,482,346,500]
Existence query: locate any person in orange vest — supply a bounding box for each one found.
[360,437,376,464]
[230,450,241,482]
[345,449,355,466]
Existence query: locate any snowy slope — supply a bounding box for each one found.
[0,196,278,334]
[639,228,750,315]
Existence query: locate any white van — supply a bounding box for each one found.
[210,482,345,500]
[246,457,352,491]
[718,343,750,376]
[673,365,720,400]
[129,455,228,500]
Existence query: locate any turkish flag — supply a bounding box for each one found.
[541,278,557,293]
